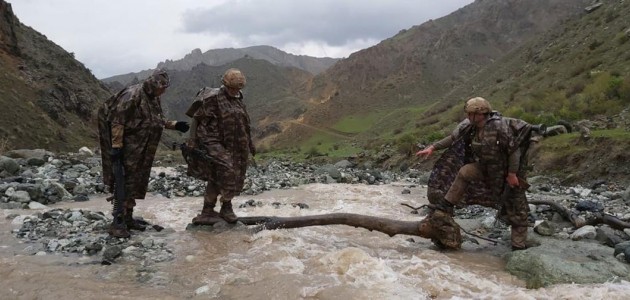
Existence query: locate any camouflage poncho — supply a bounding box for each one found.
[97,81,166,200]
[428,114,534,212]
[183,86,254,199]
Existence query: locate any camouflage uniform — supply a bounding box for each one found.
[422,113,535,250]
[97,70,182,237]
[183,82,254,223]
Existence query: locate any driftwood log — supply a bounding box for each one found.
[238,213,424,237]
[529,199,630,230]
[233,199,630,241]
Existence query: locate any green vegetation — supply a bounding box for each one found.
[332,113,381,134]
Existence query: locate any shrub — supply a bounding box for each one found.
[566,82,585,98]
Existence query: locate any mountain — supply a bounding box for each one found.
[269,0,594,149]
[0,1,110,151]
[161,57,313,135]
[101,45,338,85]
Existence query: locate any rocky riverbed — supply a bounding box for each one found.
[2,148,630,291]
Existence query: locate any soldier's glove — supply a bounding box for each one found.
[110,148,123,162]
[175,121,190,133]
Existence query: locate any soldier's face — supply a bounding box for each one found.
[226,86,241,97]
[467,112,486,127]
[155,86,167,97]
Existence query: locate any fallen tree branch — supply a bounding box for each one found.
[585,213,630,231]
[529,199,630,230]
[238,213,423,237]
[529,199,586,228]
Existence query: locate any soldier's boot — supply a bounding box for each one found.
[108,214,131,238]
[511,226,539,251]
[108,198,130,238]
[418,209,462,250]
[124,206,146,231]
[219,201,238,223]
[192,197,223,225]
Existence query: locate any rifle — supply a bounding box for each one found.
[111,150,126,224]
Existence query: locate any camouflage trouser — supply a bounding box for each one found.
[203,182,219,208]
[500,188,530,249]
[444,163,483,206]
[433,162,530,249]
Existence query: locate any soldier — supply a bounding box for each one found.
[182,68,255,225]
[416,97,539,251]
[97,69,190,238]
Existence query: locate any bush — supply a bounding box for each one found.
[396,133,417,155]
[306,146,322,157]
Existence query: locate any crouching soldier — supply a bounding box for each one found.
[416,97,542,251]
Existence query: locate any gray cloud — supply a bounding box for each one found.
[182,0,472,46]
[9,0,473,78]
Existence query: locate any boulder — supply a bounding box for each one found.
[4,149,53,161]
[0,156,19,175]
[506,238,630,288]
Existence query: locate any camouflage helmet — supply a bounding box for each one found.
[147,69,171,88]
[464,97,492,114]
[222,68,246,89]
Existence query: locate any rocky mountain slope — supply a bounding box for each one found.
[101,45,338,85]
[161,57,313,136]
[0,0,110,151]
[269,0,593,147]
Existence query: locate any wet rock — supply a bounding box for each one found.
[534,220,555,236]
[102,245,122,262]
[575,200,604,212]
[0,156,20,175]
[506,239,630,288]
[595,226,624,247]
[613,241,630,257]
[291,203,309,209]
[570,225,597,240]
[10,190,31,203]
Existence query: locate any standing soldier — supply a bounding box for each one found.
[182,68,255,225]
[416,97,541,251]
[98,69,190,238]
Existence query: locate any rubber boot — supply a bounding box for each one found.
[219,201,238,223]
[192,194,223,225]
[124,206,146,231]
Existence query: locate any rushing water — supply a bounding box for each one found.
[1,182,629,299]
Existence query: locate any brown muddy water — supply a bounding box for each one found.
[1,182,629,299]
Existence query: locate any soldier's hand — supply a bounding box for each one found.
[506,172,520,188]
[110,148,123,161]
[175,121,190,133]
[415,145,434,159]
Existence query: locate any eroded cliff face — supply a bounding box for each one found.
[0,0,110,151]
[0,1,18,56]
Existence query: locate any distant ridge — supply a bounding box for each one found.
[101,45,339,85]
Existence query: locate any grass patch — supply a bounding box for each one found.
[331,113,382,134]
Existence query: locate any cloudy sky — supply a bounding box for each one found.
[10,0,473,79]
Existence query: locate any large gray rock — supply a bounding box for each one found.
[505,238,630,288]
[4,149,54,160]
[0,156,19,175]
